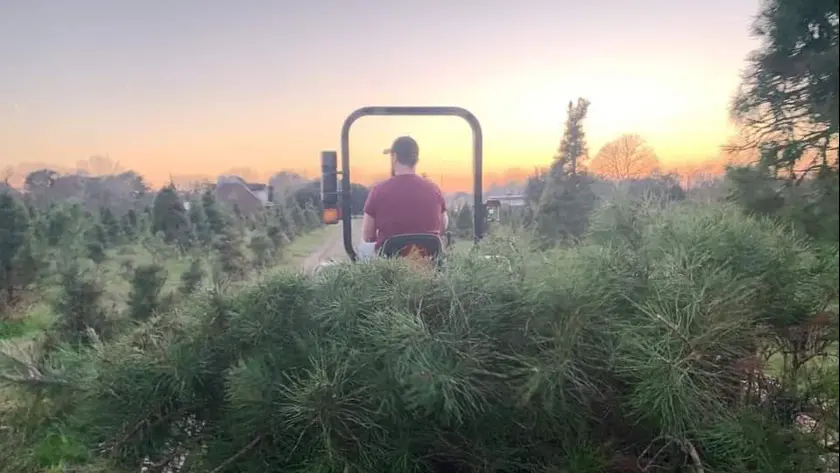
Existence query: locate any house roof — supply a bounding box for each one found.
[218,175,247,185]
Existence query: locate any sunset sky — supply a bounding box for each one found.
[1,0,761,191]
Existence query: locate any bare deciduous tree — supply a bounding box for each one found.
[590,133,660,180]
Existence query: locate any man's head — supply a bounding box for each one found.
[384,136,419,172]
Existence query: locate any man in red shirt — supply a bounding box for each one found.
[361,136,449,252]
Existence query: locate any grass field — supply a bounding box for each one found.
[0,228,334,344]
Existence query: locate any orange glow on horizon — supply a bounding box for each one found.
[0,1,761,193]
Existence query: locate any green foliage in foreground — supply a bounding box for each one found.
[0,201,837,473]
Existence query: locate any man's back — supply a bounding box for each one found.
[364,174,446,249]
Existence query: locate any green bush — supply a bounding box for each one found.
[0,201,837,473]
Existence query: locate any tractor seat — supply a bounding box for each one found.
[379,233,443,260]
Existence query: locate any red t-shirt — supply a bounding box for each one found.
[363,174,447,249]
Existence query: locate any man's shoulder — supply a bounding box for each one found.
[369,176,401,193]
[408,174,441,189]
[371,175,437,199]
[368,177,392,196]
[425,177,443,191]
[420,177,443,195]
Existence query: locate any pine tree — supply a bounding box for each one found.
[23,198,37,219]
[266,223,291,255]
[731,0,838,176]
[126,263,168,320]
[524,168,548,205]
[455,204,474,238]
[202,188,226,236]
[91,222,107,247]
[120,210,137,240]
[290,202,306,236]
[82,221,109,264]
[248,232,274,269]
[273,202,295,238]
[0,192,31,306]
[126,208,138,228]
[99,207,121,244]
[536,170,598,245]
[303,202,321,231]
[46,206,72,246]
[188,197,211,244]
[51,263,109,345]
[726,0,838,244]
[179,258,205,296]
[152,184,192,249]
[86,240,106,264]
[213,230,247,278]
[536,97,598,245]
[557,98,591,176]
[11,238,41,294]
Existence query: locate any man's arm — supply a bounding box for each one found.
[362,213,377,243]
[362,187,378,243]
[437,187,448,236]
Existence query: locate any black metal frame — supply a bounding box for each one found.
[324,106,485,261]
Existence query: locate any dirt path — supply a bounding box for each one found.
[301,219,362,273]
